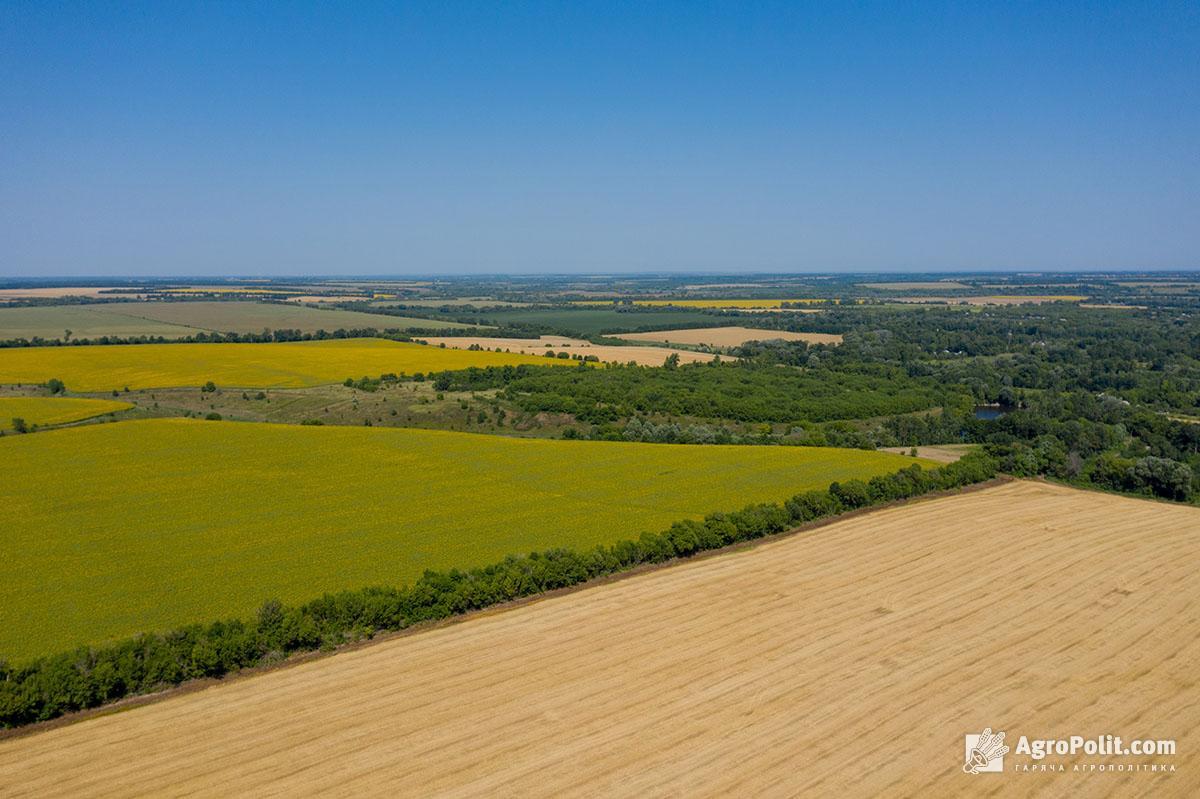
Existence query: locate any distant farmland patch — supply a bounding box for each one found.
[0,418,931,659]
[0,305,196,341]
[0,338,568,391]
[618,326,842,347]
[892,295,1087,305]
[412,307,723,336]
[87,301,472,334]
[579,299,828,309]
[371,297,532,308]
[0,286,130,301]
[858,281,971,290]
[0,397,132,429]
[0,301,473,341]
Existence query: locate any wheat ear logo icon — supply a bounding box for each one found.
[963,728,1009,774]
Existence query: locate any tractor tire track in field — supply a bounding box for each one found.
[1,481,1197,797]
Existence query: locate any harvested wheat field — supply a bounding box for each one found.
[3,481,1197,797]
[619,325,842,347]
[418,335,724,365]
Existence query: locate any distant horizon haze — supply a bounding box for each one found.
[2,267,1199,284]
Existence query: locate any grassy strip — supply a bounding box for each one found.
[0,452,998,729]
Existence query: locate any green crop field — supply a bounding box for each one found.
[0,397,133,429]
[0,418,933,659]
[0,337,568,391]
[0,301,473,341]
[0,305,197,340]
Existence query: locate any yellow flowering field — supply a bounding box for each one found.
[0,397,132,429]
[0,338,568,392]
[0,418,933,659]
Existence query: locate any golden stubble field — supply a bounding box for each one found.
[2,481,1196,797]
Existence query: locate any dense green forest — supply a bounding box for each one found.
[731,304,1200,415]
[435,360,963,423]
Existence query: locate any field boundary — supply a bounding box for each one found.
[0,473,1012,742]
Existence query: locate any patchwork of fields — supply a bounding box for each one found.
[572,299,831,309]
[891,294,1088,305]
[97,301,473,333]
[3,482,1195,796]
[630,299,827,308]
[0,397,132,429]
[0,418,930,659]
[0,301,471,341]
[0,338,563,391]
[404,307,724,335]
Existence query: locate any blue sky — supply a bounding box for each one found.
[1,1,1197,276]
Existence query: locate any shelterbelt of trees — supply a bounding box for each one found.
[0,454,997,729]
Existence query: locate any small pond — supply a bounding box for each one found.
[973,405,1011,420]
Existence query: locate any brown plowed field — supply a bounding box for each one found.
[2,481,1197,797]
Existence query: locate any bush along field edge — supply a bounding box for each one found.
[0,452,999,730]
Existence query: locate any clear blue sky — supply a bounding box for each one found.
[1,1,1197,276]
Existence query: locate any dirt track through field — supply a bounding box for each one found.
[2,481,1198,797]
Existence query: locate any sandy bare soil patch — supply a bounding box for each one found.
[878,444,975,463]
[2,481,1196,797]
[419,335,725,365]
[619,326,842,347]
